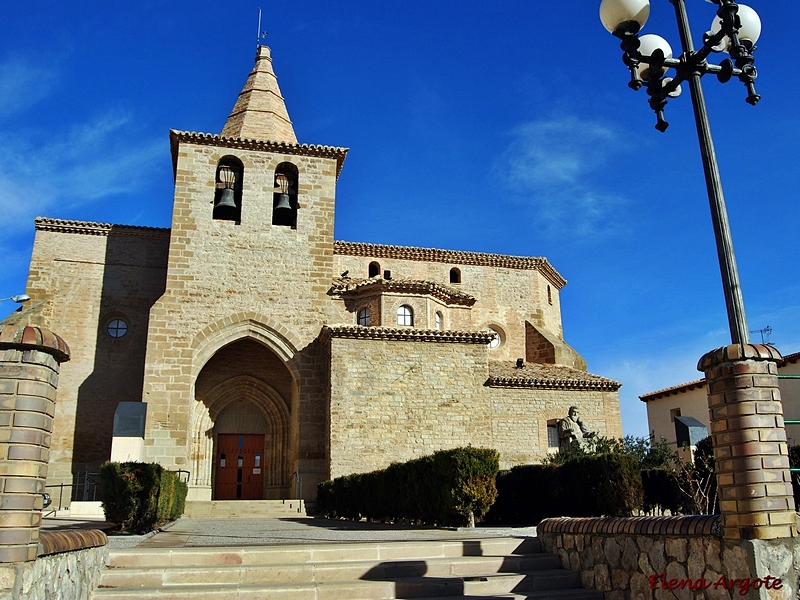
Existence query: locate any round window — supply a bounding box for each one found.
[486,326,502,349]
[106,318,129,338]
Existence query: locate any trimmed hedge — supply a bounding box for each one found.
[486,453,643,523]
[99,462,188,533]
[317,447,499,526]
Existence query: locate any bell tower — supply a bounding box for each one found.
[140,45,348,500]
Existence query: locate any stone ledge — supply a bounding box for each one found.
[487,361,621,391]
[34,217,170,239]
[330,278,477,306]
[698,344,783,371]
[323,325,495,344]
[538,515,720,536]
[169,130,349,179]
[333,241,567,288]
[485,376,620,391]
[38,529,108,557]
[0,325,70,363]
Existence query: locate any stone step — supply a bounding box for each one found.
[93,571,596,600]
[108,537,540,568]
[99,553,560,588]
[182,499,306,518]
[93,536,600,600]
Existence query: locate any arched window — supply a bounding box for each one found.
[547,285,553,305]
[272,162,299,228]
[357,307,371,326]
[213,156,243,222]
[368,262,381,278]
[397,305,413,327]
[435,311,443,330]
[449,268,461,284]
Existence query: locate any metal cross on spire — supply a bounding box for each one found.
[257,8,269,47]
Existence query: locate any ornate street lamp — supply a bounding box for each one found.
[0,294,30,304]
[601,2,800,543]
[599,0,761,345]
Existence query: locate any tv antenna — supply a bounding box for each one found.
[257,8,268,47]
[749,325,772,345]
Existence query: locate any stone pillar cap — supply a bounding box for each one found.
[697,343,782,372]
[0,325,70,363]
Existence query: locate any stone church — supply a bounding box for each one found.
[7,46,622,503]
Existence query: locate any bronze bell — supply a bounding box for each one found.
[274,193,292,213]
[216,188,237,210]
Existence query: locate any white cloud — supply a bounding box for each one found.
[501,115,628,236]
[0,56,56,119]
[0,111,164,232]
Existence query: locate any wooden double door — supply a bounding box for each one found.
[215,434,265,500]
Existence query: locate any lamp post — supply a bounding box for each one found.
[602,2,798,543]
[599,0,761,345]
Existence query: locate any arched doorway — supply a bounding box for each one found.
[190,338,295,500]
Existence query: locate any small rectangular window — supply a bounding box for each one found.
[547,423,559,448]
[670,408,682,422]
[220,453,226,468]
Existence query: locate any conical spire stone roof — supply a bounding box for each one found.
[221,46,297,144]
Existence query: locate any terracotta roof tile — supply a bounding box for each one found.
[487,361,621,391]
[329,277,477,306]
[639,379,707,403]
[323,325,494,344]
[170,130,348,180]
[34,217,170,239]
[333,241,567,289]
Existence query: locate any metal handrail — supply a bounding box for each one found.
[171,469,190,484]
[43,471,101,513]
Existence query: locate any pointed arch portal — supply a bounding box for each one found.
[190,338,295,500]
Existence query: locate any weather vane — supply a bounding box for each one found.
[257,8,268,47]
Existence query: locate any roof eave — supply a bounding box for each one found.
[169,130,349,180]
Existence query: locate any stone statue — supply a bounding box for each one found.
[557,406,596,453]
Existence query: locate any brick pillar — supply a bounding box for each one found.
[698,343,797,541]
[0,325,70,563]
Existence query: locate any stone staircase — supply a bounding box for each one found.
[182,499,306,518]
[92,536,602,599]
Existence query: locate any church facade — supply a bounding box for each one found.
[9,46,622,502]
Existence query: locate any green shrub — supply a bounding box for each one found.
[99,462,188,533]
[558,452,643,517]
[641,468,688,515]
[317,447,499,526]
[485,464,558,524]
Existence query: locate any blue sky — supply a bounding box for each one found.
[2,1,798,438]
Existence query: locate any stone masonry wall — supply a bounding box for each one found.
[0,546,107,600]
[25,223,168,484]
[328,334,620,475]
[539,517,799,600]
[142,140,339,487]
[488,387,622,467]
[328,336,490,477]
[333,253,565,363]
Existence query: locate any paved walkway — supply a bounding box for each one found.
[137,517,538,548]
[42,516,537,550]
